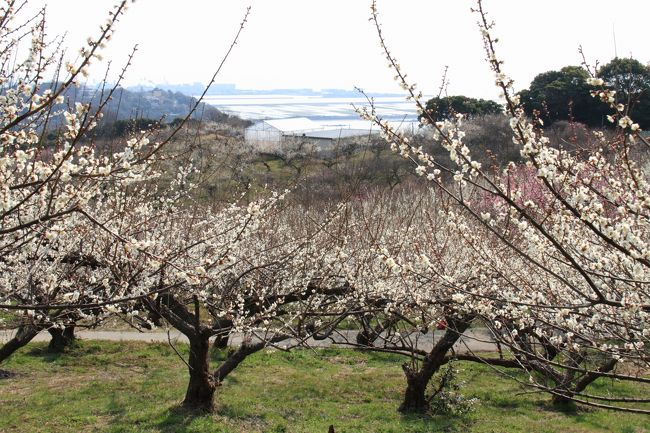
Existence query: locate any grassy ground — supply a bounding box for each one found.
[0,341,648,433]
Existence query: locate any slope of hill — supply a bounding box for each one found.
[61,84,225,122]
[33,83,248,131]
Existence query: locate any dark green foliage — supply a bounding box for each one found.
[598,57,650,101]
[519,66,607,127]
[421,95,502,121]
[598,57,650,128]
[519,59,650,128]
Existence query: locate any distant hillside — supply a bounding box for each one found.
[37,83,249,130]
[60,84,225,122]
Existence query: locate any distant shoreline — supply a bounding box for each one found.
[199,93,422,127]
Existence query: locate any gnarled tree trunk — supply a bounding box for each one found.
[0,325,40,364]
[212,332,229,350]
[355,315,397,347]
[144,294,219,412]
[550,357,618,407]
[400,372,429,412]
[47,326,76,353]
[399,316,472,413]
[182,334,216,412]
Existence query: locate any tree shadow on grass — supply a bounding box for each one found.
[359,348,410,365]
[155,407,199,433]
[538,400,595,421]
[24,340,89,364]
[141,399,466,433]
[398,410,472,433]
[104,393,129,419]
[535,400,637,433]
[0,368,17,379]
[155,406,231,433]
[25,346,66,363]
[101,395,213,433]
[156,399,280,433]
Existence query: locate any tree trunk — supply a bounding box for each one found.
[0,325,40,364]
[213,333,229,350]
[551,358,617,407]
[399,372,429,412]
[47,326,76,353]
[551,392,575,406]
[398,316,473,413]
[356,315,397,346]
[356,314,374,346]
[182,335,216,412]
[356,329,373,346]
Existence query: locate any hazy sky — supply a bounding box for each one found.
[26,0,650,99]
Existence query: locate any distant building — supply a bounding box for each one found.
[244,117,376,150]
[244,117,319,146]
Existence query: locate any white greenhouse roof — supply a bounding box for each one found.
[300,128,376,140]
[262,117,320,132]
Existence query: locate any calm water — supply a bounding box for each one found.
[201,94,422,132]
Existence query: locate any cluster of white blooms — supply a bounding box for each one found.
[306,189,485,340]
[1,0,647,413]
[357,0,649,411]
[0,6,344,400]
[0,0,171,335]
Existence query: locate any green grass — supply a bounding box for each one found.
[0,341,648,433]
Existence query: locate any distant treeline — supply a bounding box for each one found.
[421,57,650,129]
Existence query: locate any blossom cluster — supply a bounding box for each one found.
[356,0,650,411]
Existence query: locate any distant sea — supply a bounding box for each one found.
[201,94,423,132]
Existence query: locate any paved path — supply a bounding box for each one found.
[0,328,496,353]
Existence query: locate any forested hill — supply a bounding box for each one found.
[42,83,228,123]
